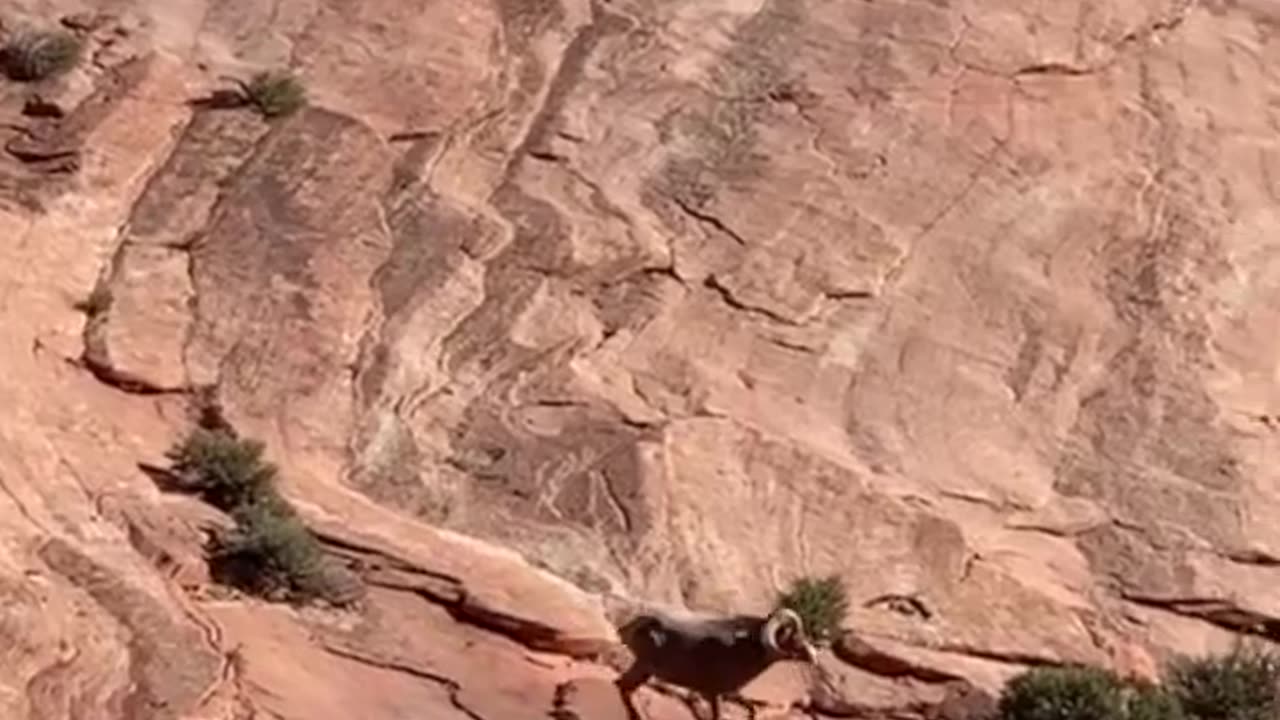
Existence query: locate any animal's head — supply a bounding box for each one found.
[760,607,818,663]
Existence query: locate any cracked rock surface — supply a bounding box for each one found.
[1,0,1279,717]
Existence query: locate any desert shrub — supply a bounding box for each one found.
[169,422,360,605]
[776,574,849,644]
[210,499,328,601]
[1,29,82,81]
[1126,683,1188,720]
[999,665,1128,720]
[1164,645,1280,720]
[166,427,279,511]
[244,70,306,118]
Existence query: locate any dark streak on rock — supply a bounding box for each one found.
[863,593,934,620]
[1223,549,1280,566]
[671,194,748,245]
[1015,62,1094,77]
[388,130,439,143]
[1121,592,1280,642]
[319,642,488,720]
[73,355,190,396]
[704,273,797,325]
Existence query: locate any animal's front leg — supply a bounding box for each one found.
[725,692,761,719]
[615,663,652,720]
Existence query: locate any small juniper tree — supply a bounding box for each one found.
[1126,683,1188,720]
[1164,644,1280,720]
[244,70,307,118]
[1,29,82,81]
[210,498,327,601]
[776,574,849,644]
[166,426,279,511]
[166,420,362,606]
[999,665,1128,720]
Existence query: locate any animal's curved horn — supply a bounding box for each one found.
[761,607,805,653]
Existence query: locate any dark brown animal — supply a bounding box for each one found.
[614,606,818,720]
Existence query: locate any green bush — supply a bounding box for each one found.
[1127,683,1188,720]
[776,574,849,644]
[992,645,1280,720]
[1,29,82,81]
[999,665,1128,720]
[166,427,278,511]
[210,499,328,601]
[244,70,307,118]
[1165,645,1280,720]
[168,423,361,605]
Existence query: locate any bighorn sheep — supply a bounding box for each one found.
[614,606,818,720]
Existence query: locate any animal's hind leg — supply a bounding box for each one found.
[615,662,651,720]
[704,693,722,720]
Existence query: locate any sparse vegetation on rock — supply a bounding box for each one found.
[999,665,1128,720]
[1,28,82,82]
[244,70,307,118]
[776,574,848,644]
[998,646,1280,720]
[1165,644,1280,720]
[1127,684,1188,720]
[165,419,359,605]
[209,497,330,601]
[166,426,279,511]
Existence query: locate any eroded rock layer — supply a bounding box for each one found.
[1,0,1278,717]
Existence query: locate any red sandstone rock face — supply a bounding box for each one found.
[0,0,1279,717]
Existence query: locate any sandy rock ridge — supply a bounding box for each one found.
[1,0,1279,717]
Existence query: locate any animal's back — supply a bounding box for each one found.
[619,613,774,694]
